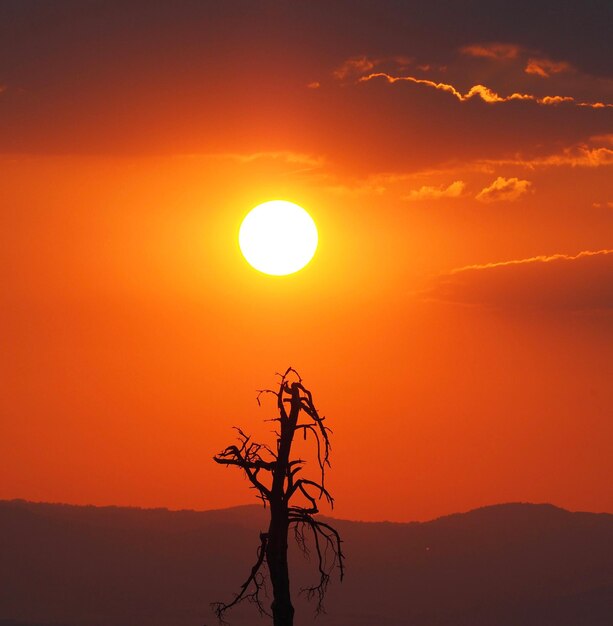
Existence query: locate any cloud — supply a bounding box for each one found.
[357,72,612,109]
[358,72,518,102]
[429,250,613,311]
[405,180,465,200]
[336,136,613,193]
[538,95,575,105]
[202,151,325,168]
[483,144,613,169]
[527,146,613,167]
[334,56,378,80]
[525,57,572,78]
[460,43,521,60]
[461,44,573,78]
[419,136,613,173]
[589,133,613,146]
[476,177,532,202]
[333,55,412,81]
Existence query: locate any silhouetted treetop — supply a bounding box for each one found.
[212,367,344,626]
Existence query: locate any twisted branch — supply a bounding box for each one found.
[289,511,345,615]
[211,532,270,622]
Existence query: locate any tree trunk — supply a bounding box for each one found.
[266,503,294,626]
[266,402,297,626]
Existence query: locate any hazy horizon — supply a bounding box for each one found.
[4,496,611,525]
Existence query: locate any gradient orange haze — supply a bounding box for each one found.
[0,1,612,521]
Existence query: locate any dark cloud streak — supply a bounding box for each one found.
[429,250,613,311]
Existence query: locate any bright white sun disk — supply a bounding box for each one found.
[239,201,318,276]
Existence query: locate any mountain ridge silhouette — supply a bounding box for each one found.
[1,500,611,626]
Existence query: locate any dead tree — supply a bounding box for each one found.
[212,367,344,626]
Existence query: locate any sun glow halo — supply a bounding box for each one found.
[239,201,318,276]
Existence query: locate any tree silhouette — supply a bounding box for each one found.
[212,367,344,626]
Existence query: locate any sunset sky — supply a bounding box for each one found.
[1,0,612,522]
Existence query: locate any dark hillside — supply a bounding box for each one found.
[0,500,611,626]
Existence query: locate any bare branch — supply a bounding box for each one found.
[256,388,277,407]
[212,532,271,622]
[212,429,274,498]
[290,512,345,616]
[301,479,334,507]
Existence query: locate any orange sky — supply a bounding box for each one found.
[1,0,612,521]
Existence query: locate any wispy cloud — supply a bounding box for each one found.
[450,250,612,273]
[324,135,613,197]
[482,144,613,169]
[405,180,465,201]
[462,43,573,79]
[590,133,613,146]
[334,56,378,80]
[202,151,325,169]
[378,136,613,181]
[460,43,521,60]
[476,177,532,202]
[357,72,612,109]
[334,55,412,80]
[428,250,613,311]
[524,57,572,78]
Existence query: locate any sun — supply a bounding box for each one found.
[239,200,318,276]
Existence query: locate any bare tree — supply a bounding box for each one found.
[212,367,344,626]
